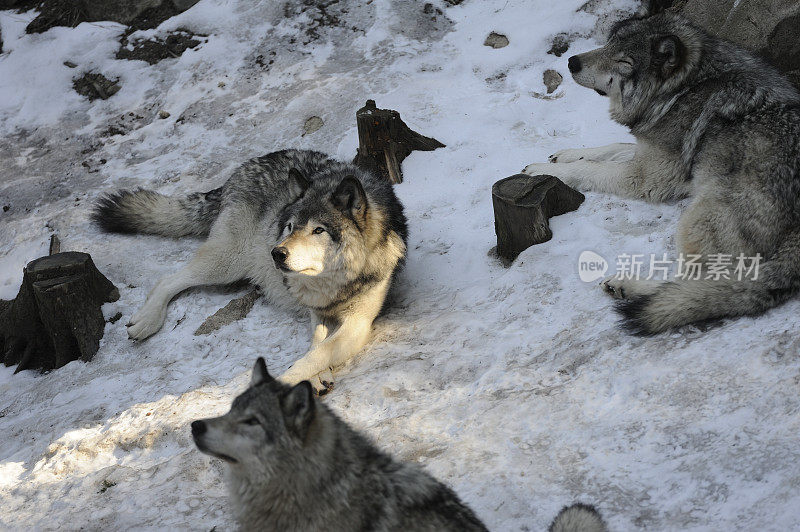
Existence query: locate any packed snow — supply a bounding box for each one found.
[1,0,799,530]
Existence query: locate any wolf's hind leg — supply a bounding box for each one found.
[601,277,663,300]
[127,237,247,340]
[549,143,636,163]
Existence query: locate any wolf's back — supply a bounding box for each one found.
[549,503,607,532]
[618,231,800,335]
[93,186,224,238]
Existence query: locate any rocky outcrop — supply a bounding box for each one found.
[24,0,200,33]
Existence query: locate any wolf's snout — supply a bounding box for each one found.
[568,55,582,74]
[191,420,206,436]
[272,246,288,265]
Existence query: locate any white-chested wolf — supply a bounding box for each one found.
[93,150,407,391]
[523,8,800,335]
[192,358,607,532]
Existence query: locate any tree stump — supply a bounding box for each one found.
[492,174,585,262]
[352,100,445,184]
[0,252,119,373]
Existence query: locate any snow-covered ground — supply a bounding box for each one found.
[2,0,799,530]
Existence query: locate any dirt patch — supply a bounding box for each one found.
[117,30,205,64]
[72,73,121,101]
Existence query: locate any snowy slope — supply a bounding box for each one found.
[1,0,799,530]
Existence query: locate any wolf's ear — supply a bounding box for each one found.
[250,357,273,387]
[288,168,311,198]
[331,176,367,218]
[652,35,684,77]
[280,381,315,440]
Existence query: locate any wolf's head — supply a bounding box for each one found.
[191,358,317,470]
[271,168,372,278]
[566,13,703,126]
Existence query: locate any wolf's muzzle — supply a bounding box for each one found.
[191,420,206,436]
[568,55,581,74]
[272,246,289,270]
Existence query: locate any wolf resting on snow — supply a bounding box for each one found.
[192,358,608,532]
[524,11,800,334]
[94,149,407,391]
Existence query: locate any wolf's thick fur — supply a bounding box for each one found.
[94,150,407,389]
[193,359,606,532]
[523,11,800,334]
[192,358,488,532]
[549,503,608,532]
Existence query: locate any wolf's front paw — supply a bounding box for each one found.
[309,369,335,396]
[522,162,552,175]
[126,304,167,341]
[280,367,334,395]
[549,148,586,163]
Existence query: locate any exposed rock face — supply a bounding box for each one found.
[24,0,201,34]
[669,0,800,87]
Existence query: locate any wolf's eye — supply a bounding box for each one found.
[312,227,326,235]
[242,417,259,426]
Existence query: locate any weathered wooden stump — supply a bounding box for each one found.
[492,174,585,262]
[352,100,445,184]
[0,251,119,373]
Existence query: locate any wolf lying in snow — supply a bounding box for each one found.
[94,149,407,391]
[192,358,608,532]
[523,10,800,334]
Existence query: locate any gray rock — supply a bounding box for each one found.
[303,116,324,136]
[194,289,261,336]
[543,69,563,94]
[484,32,509,49]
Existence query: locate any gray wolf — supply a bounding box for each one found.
[93,149,407,390]
[191,358,488,531]
[523,10,800,335]
[192,358,607,532]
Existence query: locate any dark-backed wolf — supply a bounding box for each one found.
[523,10,800,335]
[192,358,607,532]
[94,150,407,390]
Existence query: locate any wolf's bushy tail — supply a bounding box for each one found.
[549,503,607,532]
[618,231,800,335]
[92,186,224,238]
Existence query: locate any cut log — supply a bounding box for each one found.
[0,251,119,373]
[352,100,445,184]
[492,174,585,262]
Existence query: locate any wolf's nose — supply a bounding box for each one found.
[271,247,288,264]
[568,55,582,74]
[191,420,206,436]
